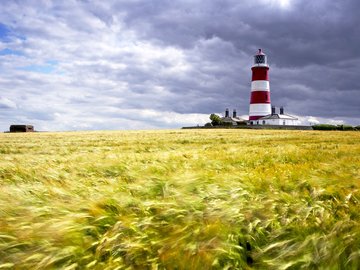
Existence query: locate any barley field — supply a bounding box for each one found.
[0,129,359,269]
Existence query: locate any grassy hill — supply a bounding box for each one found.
[0,130,359,269]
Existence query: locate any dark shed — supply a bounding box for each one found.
[9,125,34,132]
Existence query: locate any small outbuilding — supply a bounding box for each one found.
[9,125,34,132]
[221,108,247,126]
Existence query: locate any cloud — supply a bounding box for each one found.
[18,60,59,74]
[0,0,359,131]
[296,115,359,127]
[0,97,17,109]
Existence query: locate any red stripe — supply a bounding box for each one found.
[249,116,263,120]
[251,67,269,81]
[250,91,271,104]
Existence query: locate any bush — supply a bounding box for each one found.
[337,125,355,131]
[204,122,212,127]
[312,124,356,131]
[312,124,338,130]
[237,121,247,126]
[221,121,233,127]
[210,114,222,126]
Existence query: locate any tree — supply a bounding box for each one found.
[210,114,222,126]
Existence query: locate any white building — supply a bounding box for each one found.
[248,107,298,126]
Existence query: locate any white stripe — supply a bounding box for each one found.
[252,63,269,68]
[249,104,271,116]
[251,80,270,92]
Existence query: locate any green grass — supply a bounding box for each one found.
[0,129,359,269]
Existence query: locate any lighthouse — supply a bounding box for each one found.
[249,49,271,121]
[203,48,301,128]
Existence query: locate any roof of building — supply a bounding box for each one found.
[259,114,298,120]
[10,125,34,128]
[256,48,265,55]
[221,117,247,123]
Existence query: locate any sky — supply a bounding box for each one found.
[0,0,359,131]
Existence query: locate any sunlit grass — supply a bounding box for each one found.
[0,130,359,269]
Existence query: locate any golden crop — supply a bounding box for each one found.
[0,129,359,269]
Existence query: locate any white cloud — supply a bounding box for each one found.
[19,108,209,131]
[263,0,292,9]
[0,97,17,109]
[296,115,348,126]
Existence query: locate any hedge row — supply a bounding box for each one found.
[312,124,360,131]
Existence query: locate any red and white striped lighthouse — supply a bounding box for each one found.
[249,49,271,121]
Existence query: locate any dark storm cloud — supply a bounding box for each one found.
[119,0,360,65]
[113,0,359,116]
[0,0,359,131]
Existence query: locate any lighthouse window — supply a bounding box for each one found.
[255,55,265,64]
[262,120,266,125]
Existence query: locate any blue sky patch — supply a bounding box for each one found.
[18,60,59,74]
[0,23,11,42]
[0,23,26,42]
[0,48,24,56]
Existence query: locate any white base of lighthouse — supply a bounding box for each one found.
[249,104,271,120]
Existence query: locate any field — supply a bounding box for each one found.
[0,129,359,269]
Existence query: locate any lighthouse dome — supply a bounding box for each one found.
[253,49,268,67]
